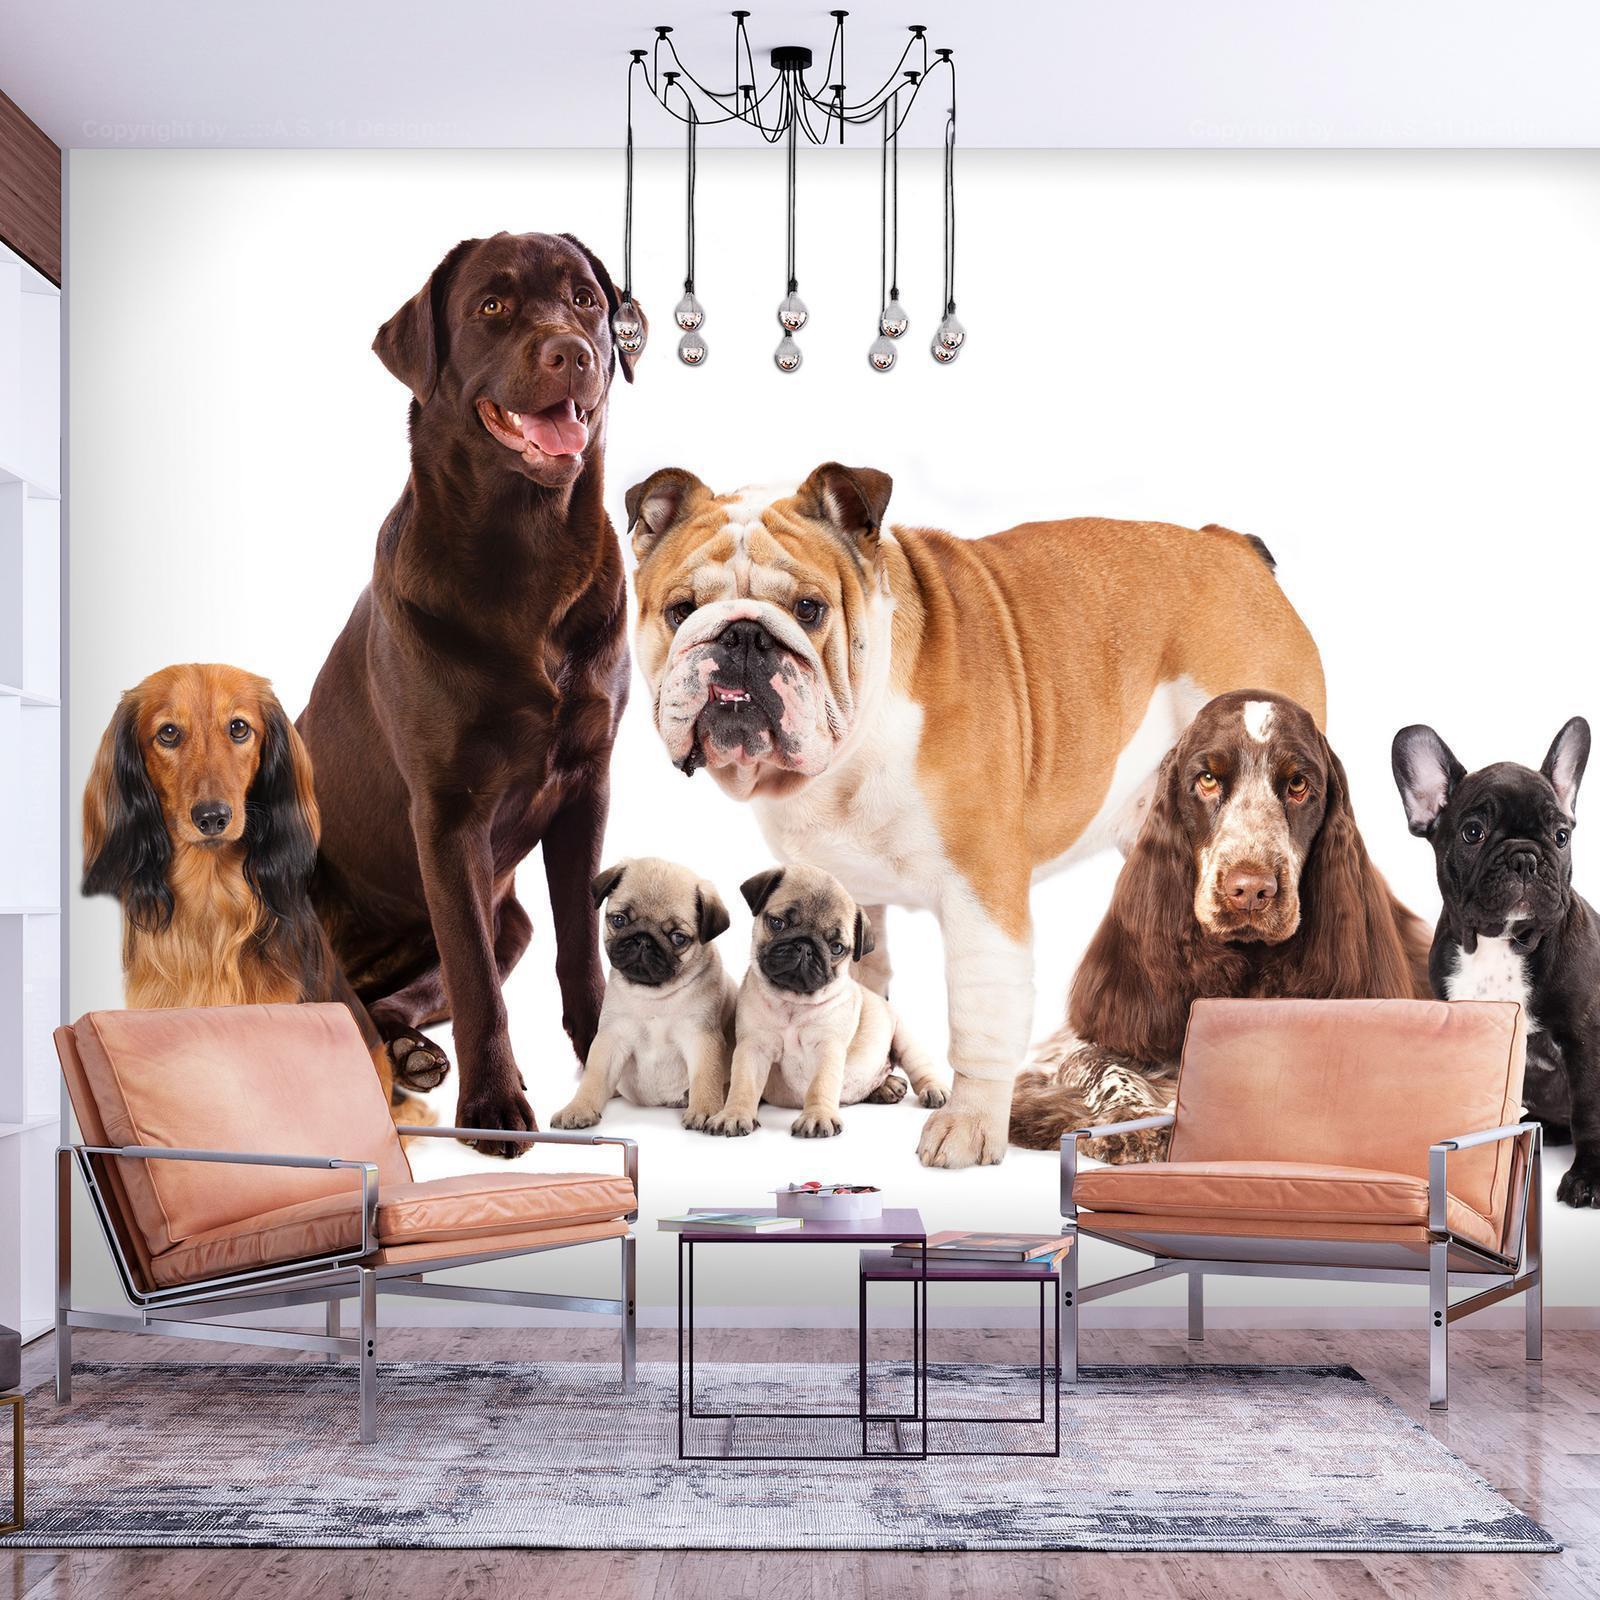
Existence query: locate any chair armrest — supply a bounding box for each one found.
[1059,1113,1176,1221]
[395,1127,640,1222]
[1426,1122,1541,1234]
[74,1143,382,1254]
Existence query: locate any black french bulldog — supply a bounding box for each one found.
[1392,717,1599,1207]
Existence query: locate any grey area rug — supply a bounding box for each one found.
[0,1360,1557,1552]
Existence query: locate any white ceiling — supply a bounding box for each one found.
[8,0,1600,150]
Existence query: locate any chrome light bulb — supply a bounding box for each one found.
[930,334,959,365]
[777,290,809,333]
[617,328,645,356]
[867,334,898,372]
[612,299,643,341]
[773,333,803,373]
[673,290,705,332]
[677,329,708,367]
[936,310,966,350]
[879,296,908,338]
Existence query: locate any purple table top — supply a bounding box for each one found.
[679,1206,926,1244]
[858,1246,1066,1281]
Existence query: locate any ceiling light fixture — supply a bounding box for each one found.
[618,12,961,374]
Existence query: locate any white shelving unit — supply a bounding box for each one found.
[0,239,62,1344]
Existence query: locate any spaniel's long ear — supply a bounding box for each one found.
[372,238,478,405]
[1293,743,1417,999]
[82,695,173,932]
[1066,752,1202,1063]
[244,697,321,920]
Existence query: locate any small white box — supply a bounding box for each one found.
[773,1186,884,1221]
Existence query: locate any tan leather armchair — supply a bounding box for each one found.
[54,1003,639,1442]
[1059,998,1540,1409]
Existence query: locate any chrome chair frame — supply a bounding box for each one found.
[57,1124,638,1443]
[1059,1112,1542,1409]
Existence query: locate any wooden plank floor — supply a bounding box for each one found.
[2,1324,1596,1599]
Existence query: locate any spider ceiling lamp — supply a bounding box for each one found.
[613,11,963,374]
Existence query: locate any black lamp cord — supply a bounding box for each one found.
[942,70,957,318]
[684,95,698,294]
[785,81,798,296]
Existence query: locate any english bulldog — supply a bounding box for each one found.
[626,462,1326,1166]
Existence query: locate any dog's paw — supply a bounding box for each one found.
[1556,1154,1600,1208]
[917,1106,1006,1169]
[791,1111,843,1139]
[550,1102,601,1131]
[918,1083,950,1109]
[456,1084,538,1159]
[706,1109,759,1137]
[863,1074,909,1104]
[682,1106,720,1132]
[387,1030,452,1092]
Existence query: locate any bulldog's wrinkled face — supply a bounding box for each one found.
[1173,691,1334,944]
[1394,719,1588,952]
[626,463,895,801]
[742,864,873,997]
[592,856,730,988]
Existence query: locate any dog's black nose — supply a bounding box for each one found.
[1508,843,1540,878]
[541,334,592,375]
[721,619,775,655]
[190,800,232,837]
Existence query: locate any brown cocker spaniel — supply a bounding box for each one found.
[1012,689,1431,1160]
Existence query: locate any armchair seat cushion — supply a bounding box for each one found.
[1073,1160,1499,1251]
[146,1169,639,1288]
[374,1171,637,1246]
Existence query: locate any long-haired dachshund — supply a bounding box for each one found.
[1012,690,1431,1161]
[82,663,394,1102]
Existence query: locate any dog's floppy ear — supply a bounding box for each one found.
[1392,724,1466,837]
[695,883,731,944]
[852,907,875,963]
[244,696,322,920]
[1292,742,1419,1001]
[795,463,893,564]
[626,467,709,565]
[1541,717,1590,816]
[591,862,627,908]
[1066,750,1208,1063]
[559,232,645,385]
[373,238,478,406]
[82,693,174,932]
[741,867,786,916]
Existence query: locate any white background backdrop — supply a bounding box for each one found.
[67,148,1600,1320]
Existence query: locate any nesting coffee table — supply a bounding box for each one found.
[676,1206,929,1460]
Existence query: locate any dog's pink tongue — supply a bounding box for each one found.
[520,399,588,456]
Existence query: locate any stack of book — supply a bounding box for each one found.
[890,1231,1071,1264]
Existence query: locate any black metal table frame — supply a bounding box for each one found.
[858,1256,1062,1457]
[677,1228,928,1461]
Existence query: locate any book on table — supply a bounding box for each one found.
[890,1231,1070,1263]
[657,1211,805,1233]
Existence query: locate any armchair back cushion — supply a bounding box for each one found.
[1169,999,1525,1228]
[65,1003,410,1256]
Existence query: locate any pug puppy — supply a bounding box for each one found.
[551,858,736,1129]
[706,864,948,1139]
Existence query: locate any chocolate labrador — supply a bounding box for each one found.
[299,231,643,1155]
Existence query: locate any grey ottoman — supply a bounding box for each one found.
[1,1323,20,1534]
